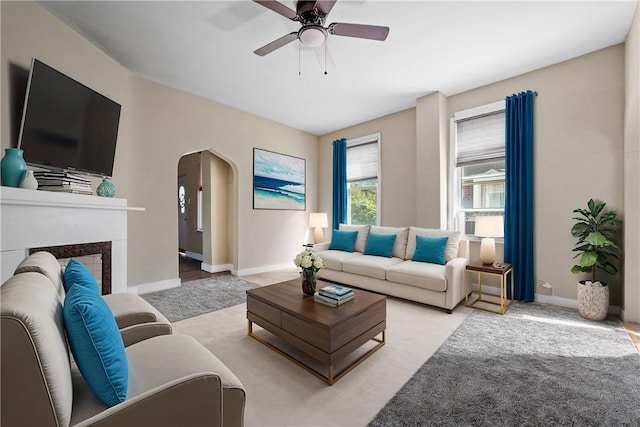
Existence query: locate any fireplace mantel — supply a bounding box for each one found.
[0,186,143,293]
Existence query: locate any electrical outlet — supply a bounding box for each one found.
[541,282,552,289]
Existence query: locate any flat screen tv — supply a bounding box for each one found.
[18,58,121,178]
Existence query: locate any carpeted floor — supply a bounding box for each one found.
[140,275,258,322]
[369,302,640,426]
[173,297,470,426]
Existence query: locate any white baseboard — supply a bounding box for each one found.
[128,278,181,295]
[470,283,620,314]
[234,263,295,277]
[201,263,233,273]
[534,293,578,309]
[184,251,203,262]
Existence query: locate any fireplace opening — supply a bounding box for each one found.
[30,241,112,294]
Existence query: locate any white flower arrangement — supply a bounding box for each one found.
[294,249,324,272]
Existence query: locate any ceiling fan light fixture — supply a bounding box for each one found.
[299,25,326,47]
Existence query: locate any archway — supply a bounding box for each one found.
[177,150,237,280]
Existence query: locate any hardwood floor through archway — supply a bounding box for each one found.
[178,254,229,283]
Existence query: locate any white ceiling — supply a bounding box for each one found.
[41,1,637,136]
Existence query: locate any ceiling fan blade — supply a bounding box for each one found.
[254,32,299,56]
[253,0,298,20]
[314,0,337,16]
[329,23,389,41]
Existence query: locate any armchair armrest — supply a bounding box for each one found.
[313,242,330,252]
[72,335,245,427]
[75,373,223,427]
[103,293,170,329]
[119,322,172,347]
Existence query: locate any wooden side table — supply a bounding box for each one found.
[465,262,514,314]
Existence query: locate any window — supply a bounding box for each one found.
[347,134,380,225]
[450,101,505,237]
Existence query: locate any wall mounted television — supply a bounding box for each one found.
[18,58,121,178]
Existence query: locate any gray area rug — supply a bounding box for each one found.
[141,275,258,322]
[370,302,640,426]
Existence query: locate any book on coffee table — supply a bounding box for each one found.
[314,292,355,307]
[318,289,353,301]
[319,284,353,297]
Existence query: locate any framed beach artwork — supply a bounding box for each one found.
[253,148,306,210]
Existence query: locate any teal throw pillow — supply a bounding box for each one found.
[412,235,449,265]
[363,233,397,258]
[63,285,128,407]
[63,258,100,293]
[329,230,359,252]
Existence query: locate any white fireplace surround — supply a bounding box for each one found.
[0,187,143,293]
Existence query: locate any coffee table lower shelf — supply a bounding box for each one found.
[247,320,385,386]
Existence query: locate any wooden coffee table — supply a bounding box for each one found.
[246,279,386,385]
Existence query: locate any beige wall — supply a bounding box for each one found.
[450,45,625,304]
[1,2,319,288]
[416,92,449,228]
[0,1,135,193]
[624,2,640,323]
[318,108,417,230]
[319,45,627,308]
[201,150,231,269]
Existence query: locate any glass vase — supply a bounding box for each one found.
[1,148,27,188]
[301,269,317,296]
[97,178,115,197]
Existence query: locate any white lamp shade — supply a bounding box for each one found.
[309,213,328,228]
[299,26,326,47]
[474,216,504,238]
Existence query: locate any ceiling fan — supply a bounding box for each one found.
[252,0,389,56]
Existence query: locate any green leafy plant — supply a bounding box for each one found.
[571,199,622,283]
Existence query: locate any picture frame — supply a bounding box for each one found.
[253,148,306,211]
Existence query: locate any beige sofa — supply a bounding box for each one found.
[315,225,469,313]
[1,253,246,427]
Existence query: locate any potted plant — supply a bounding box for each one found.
[571,199,622,320]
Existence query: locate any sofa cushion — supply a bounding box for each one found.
[386,261,448,292]
[342,255,404,280]
[338,224,370,253]
[329,230,359,252]
[406,227,461,262]
[370,226,409,259]
[63,284,128,407]
[315,250,362,271]
[63,259,100,293]
[363,233,397,258]
[412,235,448,265]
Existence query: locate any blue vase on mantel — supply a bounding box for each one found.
[96,178,115,197]
[1,148,28,188]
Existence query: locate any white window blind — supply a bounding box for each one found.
[347,141,378,182]
[455,111,505,167]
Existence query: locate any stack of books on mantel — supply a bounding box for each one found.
[34,171,93,195]
[314,284,354,307]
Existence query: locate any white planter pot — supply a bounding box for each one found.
[577,281,609,320]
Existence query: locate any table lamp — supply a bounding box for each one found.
[474,215,504,265]
[309,213,328,244]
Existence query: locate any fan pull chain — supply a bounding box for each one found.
[324,40,328,75]
[298,42,301,76]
